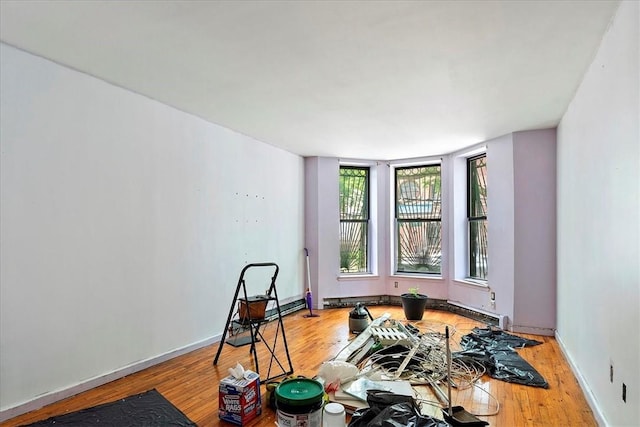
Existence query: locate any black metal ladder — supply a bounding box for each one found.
[213,263,294,383]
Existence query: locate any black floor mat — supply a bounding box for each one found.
[21,389,197,427]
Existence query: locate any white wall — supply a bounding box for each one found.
[557,1,639,425]
[0,43,305,416]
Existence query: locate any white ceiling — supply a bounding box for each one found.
[0,1,620,160]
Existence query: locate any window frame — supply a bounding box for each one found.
[467,154,488,281]
[339,165,371,274]
[394,163,442,275]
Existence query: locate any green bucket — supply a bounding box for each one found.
[275,378,324,426]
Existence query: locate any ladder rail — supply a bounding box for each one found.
[213,263,294,383]
[213,269,251,365]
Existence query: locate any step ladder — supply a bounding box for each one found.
[213,263,294,383]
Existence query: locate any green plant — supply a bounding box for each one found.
[401,287,428,320]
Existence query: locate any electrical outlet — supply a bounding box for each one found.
[394,281,398,288]
[622,383,627,402]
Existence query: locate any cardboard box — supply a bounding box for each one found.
[219,370,262,425]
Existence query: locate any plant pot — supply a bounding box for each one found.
[238,295,269,322]
[401,293,428,320]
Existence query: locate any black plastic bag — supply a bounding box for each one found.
[490,350,548,388]
[461,327,542,351]
[348,390,449,427]
[458,327,548,388]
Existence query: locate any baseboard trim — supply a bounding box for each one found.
[445,300,508,329]
[555,331,606,427]
[322,296,508,329]
[1,300,308,423]
[266,298,306,319]
[511,324,555,336]
[322,295,393,307]
[0,334,221,423]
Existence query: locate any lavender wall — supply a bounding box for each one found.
[484,134,516,323]
[305,129,557,334]
[446,130,557,333]
[512,129,557,333]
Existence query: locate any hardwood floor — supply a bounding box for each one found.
[1,306,596,427]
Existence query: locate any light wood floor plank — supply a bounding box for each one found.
[1,306,595,427]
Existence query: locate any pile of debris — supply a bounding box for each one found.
[317,313,547,426]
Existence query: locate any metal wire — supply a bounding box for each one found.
[350,319,498,417]
[325,317,499,418]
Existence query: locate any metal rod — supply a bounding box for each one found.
[394,341,420,379]
[446,326,453,417]
[427,377,449,407]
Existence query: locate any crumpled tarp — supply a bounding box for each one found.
[458,327,549,388]
[348,390,449,427]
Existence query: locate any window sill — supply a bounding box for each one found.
[392,273,443,281]
[338,274,380,281]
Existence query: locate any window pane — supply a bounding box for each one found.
[469,219,488,279]
[340,221,368,273]
[339,166,369,273]
[340,167,368,220]
[397,220,441,273]
[396,166,441,219]
[468,156,487,218]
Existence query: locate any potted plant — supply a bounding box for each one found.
[401,287,428,320]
